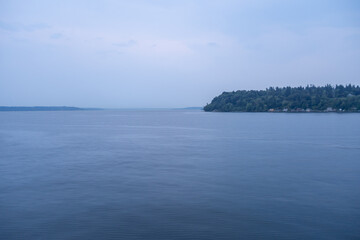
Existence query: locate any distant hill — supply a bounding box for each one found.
[204,85,360,112]
[0,106,100,111]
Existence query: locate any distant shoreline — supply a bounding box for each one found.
[0,107,204,112]
[0,106,102,111]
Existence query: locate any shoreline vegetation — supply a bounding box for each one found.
[204,84,360,112]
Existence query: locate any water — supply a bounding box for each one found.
[1,110,359,239]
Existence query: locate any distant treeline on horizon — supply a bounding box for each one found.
[204,84,360,112]
[0,106,96,111]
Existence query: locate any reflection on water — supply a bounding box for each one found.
[1,110,359,239]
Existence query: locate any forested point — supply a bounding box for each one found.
[203,85,360,112]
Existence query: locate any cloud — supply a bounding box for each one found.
[50,33,63,39]
[113,39,137,47]
[207,42,218,47]
[0,21,50,32]
[1,1,359,107]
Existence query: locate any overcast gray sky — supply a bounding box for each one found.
[1,0,359,108]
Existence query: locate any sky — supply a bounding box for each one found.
[0,0,360,108]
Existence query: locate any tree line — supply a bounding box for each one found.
[203,84,360,112]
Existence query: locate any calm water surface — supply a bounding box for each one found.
[1,110,359,239]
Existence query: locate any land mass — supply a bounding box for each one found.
[204,85,360,112]
[0,106,101,111]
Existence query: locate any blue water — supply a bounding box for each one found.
[1,110,359,239]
